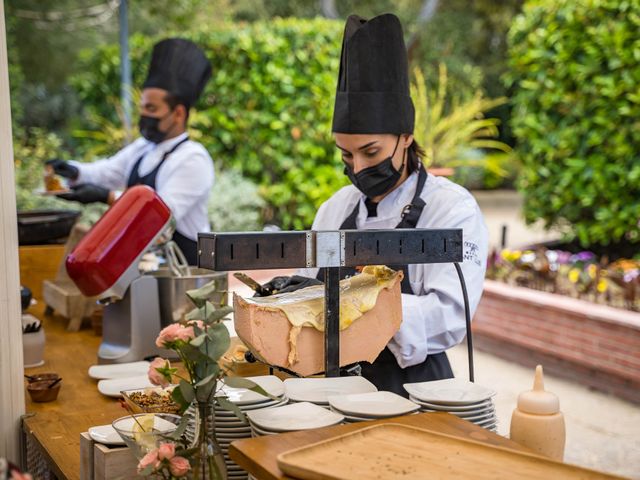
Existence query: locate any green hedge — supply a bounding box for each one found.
[506,0,640,247]
[72,19,346,230]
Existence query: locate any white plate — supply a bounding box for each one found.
[214,397,288,417]
[328,391,419,418]
[88,425,125,445]
[284,377,377,404]
[218,376,285,405]
[111,415,178,433]
[215,431,253,439]
[403,379,495,405]
[217,426,252,433]
[475,415,498,427]
[247,402,344,432]
[339,413,372,422]
[410,396,494,411]
[89,361,151,380]
[97,375,154,397]
[419,403,495,415]
[250,424,277,436]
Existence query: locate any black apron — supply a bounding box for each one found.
[126,137,198,265]
[318,167,454,397]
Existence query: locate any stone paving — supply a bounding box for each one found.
[448,343,640,479]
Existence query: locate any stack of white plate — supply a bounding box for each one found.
[283,376,378,406]
[404,378,498,432]
[327,391,420,423]
[186,375,288,480]
[246,401,344,437]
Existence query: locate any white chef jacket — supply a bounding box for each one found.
[71,133,215,241]
[298,170,489,369]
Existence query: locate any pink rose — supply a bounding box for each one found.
[169,456,191,476]
[157,442,176,461]
[156,323,196,347]
[148,357,170,387]
[175,325,196,342]
[156,323,182,347]
[138,449,160,472]
[10,472,33,480]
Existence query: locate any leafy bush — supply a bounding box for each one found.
[208,169,265,232]
[506,0,640,247]
[72,19,346,229]
[13,127,108,223]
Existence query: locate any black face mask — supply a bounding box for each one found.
[139,111,174,144]
[343,136,405,198]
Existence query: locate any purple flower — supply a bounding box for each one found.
[571,251,596,263]
[555,250,573,265]
[623,270,639,283]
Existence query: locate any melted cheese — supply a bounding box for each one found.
[243,265,402,332]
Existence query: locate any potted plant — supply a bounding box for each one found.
[114,280,273,479]
[410,64,512,179]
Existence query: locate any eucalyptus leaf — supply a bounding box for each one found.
[138,465,154,476]
[181,343,209,363]
[195,373,217,388]
[179,380,195,404]
[223,377,278,401]
[171,385,190,413]
[186,280,219,308]
[185,302,215,321]
[165,413,190,441]
[190,333,207,347]
[201,323,230,361]
[205,305,234,323]
[195,376,217,402]
[216,396,247,422]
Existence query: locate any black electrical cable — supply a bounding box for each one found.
[454,262,474,382]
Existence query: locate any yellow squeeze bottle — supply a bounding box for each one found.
[510,365,566,461]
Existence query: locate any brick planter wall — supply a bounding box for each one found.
[473,280,640,404]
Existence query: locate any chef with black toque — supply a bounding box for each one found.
[48,38,214,265]
[295,14,489,395]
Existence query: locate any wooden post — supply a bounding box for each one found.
[0,1,26,462]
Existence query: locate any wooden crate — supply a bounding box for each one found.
[80,432,140,480]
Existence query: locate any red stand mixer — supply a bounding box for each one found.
[66,185,226,364]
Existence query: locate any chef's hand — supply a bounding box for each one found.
[57,183,111,204]
[45,159,79,180]
[253,275,323,297]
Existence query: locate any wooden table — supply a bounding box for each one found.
[22,303,126,480]
[229,412,533,480]
[21,302,267,479]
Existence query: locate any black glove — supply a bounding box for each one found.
[45,159,79,180]
[253,275,323,297]
[57,183,110,204]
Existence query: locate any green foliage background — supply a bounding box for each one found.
[71,19,346,230]
[507,0,640,247]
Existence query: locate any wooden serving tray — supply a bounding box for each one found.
[276,423,623,480]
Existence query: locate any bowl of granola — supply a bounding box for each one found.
[121,385,181,414]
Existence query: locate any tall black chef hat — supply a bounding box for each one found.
[143,38,212,108]
[332,13,414,134]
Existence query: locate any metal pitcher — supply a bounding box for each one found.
[148,268,228,328]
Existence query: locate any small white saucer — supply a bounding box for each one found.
[88,425,125,446]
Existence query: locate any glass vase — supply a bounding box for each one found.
[190,401,227,480]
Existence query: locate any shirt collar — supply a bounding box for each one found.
[356,171,420,225]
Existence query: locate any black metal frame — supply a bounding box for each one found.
[198,229,469,378]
